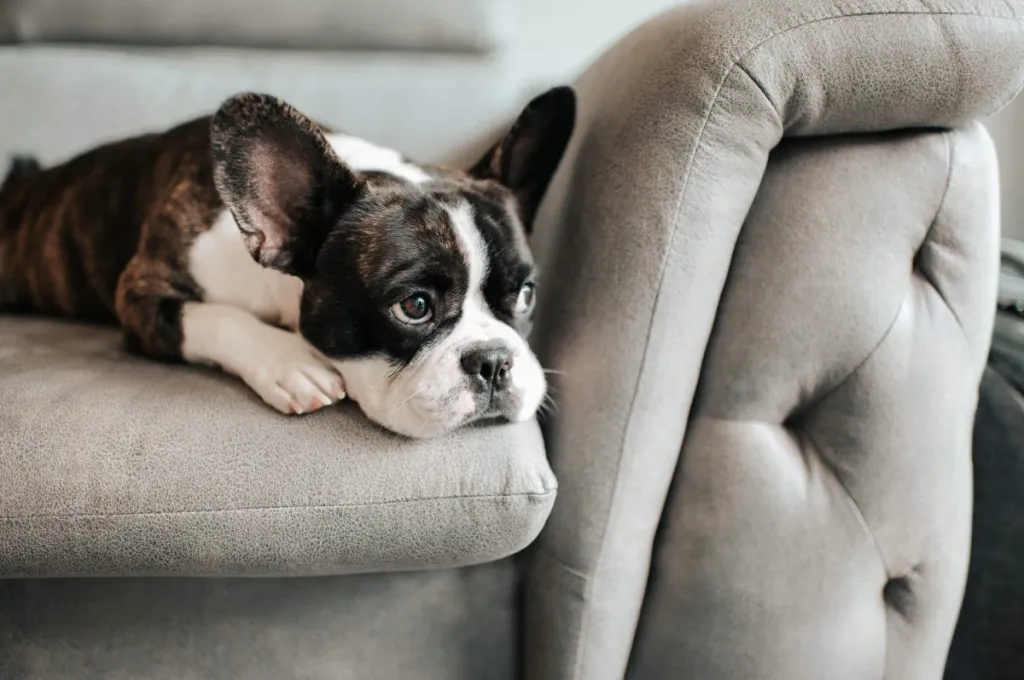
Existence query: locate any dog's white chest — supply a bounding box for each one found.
[188,211,303,329]
[187,134,425,331]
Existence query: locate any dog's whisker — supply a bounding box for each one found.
[386,386,430,417]
[541,392,560,415]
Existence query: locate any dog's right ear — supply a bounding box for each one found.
[211,93,363,279]
[468,86,576,230]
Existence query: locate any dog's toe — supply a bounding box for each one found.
[277,369,336,414]
[251,380,304,415]
[233,327,347,416]
[299,364,346,403]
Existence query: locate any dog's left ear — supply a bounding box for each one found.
[211,92,364,278]
[469,86,576,230]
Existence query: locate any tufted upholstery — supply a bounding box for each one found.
[626,124,998,679]
[526,0,1021,678]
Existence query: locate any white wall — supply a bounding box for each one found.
[986,97,1024,242]
[511,0,680,96]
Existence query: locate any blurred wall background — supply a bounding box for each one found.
[511,0,678,98]
[3,0,1021,239]
[987,96,1024,241]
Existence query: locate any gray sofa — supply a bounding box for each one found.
[2,1,1023,678]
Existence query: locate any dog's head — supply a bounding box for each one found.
[210,88,575,437]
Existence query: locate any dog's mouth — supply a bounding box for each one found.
[329,341,546,438]
[479,388,511,418]
[373,384,533,438]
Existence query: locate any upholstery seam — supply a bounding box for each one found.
[916,130,970,340]
[790,295,914,576]
[569,47,736,680]
[536,545,592,582]
[800,424,895,679]
[699,287,909,443]
[736,63,783,122]
[802,423,894,579]
[573,10,1022,678]
[798,291,912,429]
[0,489,557,521]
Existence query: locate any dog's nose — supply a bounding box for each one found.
[461,344,513,391]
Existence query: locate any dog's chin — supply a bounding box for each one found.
[333,354,547,439]
[360,390,542,440]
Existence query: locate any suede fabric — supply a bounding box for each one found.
[0,562,519,680]
[0,0,1021,677]
[0,318,556,577]
[626,124,998,680]
[525,1,1021,678]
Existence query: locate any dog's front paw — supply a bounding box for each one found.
[242,333,347,415]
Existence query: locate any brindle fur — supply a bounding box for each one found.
[0,89,575,374]
[0,118,218,358]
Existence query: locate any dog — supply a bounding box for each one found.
[0,87,575,438]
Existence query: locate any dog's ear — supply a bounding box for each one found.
[211,93,363,278]
[469,86,576,230]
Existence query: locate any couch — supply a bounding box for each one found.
[1,1,1023,678]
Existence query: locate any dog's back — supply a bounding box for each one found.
[0,156,38,309]
[0,117,218,322]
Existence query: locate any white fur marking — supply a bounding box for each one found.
[325,133,429,184]
[181,302,345,414]
[447,201,489,298]
[189,211,303,330]
[334,200,546,437]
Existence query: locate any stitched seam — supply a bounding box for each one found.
[569,49,735,680]
[803,289,912,429]
[800,424,895,677]
[736,63,783,121]
[0,489,557,521]
[699,289,908,455]
[794,288,909,580]
[802,425,893,579]
[573,10,1021,678]
[537,545,592,582]
[916,130,970,340]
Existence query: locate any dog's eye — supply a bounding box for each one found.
[391,293,433,325]
[515,282,536,315]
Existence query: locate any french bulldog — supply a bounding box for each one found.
[0,87,575,437]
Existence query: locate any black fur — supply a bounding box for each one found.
[2,155,42,188]
[208,89,575,371]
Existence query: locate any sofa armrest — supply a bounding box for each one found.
[525,1,1024,678]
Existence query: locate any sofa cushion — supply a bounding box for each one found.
[0,317,556,578]
[0,0,511,53]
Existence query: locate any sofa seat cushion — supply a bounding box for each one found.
[0,317,556,578]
